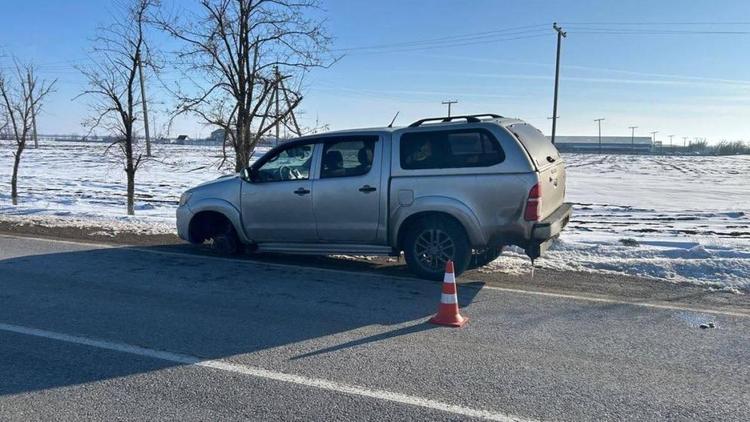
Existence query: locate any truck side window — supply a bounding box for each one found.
[320,137,377,179]
[256,144,313,182]
[400,129,505,169]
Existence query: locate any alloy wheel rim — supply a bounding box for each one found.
[414,229,455,271]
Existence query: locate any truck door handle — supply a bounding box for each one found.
[358,185,377,193]
[294,187,310,196]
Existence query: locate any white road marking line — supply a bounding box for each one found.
[0,322,530,422]
[2,233,748,318]
[480,286,750,318]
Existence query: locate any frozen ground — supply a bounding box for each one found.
[486,154,750,293]
[0,141,268,235]
[1,141,748,291]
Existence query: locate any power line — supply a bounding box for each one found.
[560,21,750,36]
[332,24,548,52]
[561,21,750,25]
[572,29,750,35]
[340,33,550,55]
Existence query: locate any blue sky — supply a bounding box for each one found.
[2,0,749,143]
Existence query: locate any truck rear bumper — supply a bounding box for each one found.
[526,202,572,259]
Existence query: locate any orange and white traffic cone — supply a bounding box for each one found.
[429,260,468,327]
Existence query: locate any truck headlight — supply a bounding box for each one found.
[179,192,193,207]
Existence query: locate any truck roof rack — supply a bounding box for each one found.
[408,114,504,128]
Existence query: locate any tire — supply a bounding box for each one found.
[210,221,243,255]
[403,216,471,280]
[470,246,502,269]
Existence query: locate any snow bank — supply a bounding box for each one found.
[483,234,750,294]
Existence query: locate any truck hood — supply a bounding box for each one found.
[189,174,239,191]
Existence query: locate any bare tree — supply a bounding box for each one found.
[77,0,157,215]
[156,0,334,171]
[0,111,8,139]
[0,61,55,205]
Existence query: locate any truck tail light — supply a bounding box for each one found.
[524,183,542,222]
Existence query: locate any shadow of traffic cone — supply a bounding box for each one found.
[429,260,468,327]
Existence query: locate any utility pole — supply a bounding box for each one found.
[137,52,151,157]
[629,126,638,154]
[650,131,659,155]
[27,71,39,149]
[547,116,559,120]
[668,134,674,155]
[441,99,458,117]
[547,116,559,140]
[551,22,566,144]
[682,136,688,151]
[594,118,605,154]
[278,75,302,136]
[274,66,280,147]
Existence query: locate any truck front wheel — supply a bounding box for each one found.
[211,222,243,255]
[403,217,471,280]
[190,212,243,256]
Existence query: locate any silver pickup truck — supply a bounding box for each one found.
[176,114,572,279]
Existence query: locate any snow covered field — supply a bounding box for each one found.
[1,141,748,291]
[487,154,750,293]
[0,141,268,235]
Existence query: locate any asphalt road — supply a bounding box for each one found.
[0,234,748,421]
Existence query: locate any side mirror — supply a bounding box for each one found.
[241,167,258,182]
[240,167,251,182]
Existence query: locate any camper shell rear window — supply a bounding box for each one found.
[400,128,505,170]
[507,123,560,169]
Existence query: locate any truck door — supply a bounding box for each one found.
[241,142,318,242]
[312,136,382,243]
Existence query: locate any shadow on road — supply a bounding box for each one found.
[0,243,482,396]
[149,242,416,278]
[291,322,436,360]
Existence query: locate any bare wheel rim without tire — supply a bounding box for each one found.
[414,228,456,272]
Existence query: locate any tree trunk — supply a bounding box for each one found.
[125,129,135,216]
[234,111,246,172]
[237,115,254,171]
[234,148,244,173]
[126,170,135,216]
[11,143,24,205]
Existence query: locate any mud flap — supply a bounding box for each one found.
[525,237,553,260]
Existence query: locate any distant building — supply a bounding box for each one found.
[549,136,653,154]
[174,135,190,144]
[210,128,226,144]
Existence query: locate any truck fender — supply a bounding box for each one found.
[187,198,251,244]
[390,196,486,249]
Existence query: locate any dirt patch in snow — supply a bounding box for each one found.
[0,219,181,246]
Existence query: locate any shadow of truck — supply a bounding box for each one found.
[0,244,482,396]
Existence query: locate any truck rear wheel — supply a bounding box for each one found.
[403,217,471,280]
